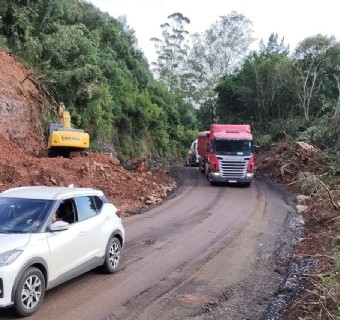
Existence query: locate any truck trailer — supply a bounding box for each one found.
[185,139,200,167]
[198,124,255,186]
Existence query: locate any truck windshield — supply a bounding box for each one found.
[214,140,252,156]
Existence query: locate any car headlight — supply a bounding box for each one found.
[0,250,23,266]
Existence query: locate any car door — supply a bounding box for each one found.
[75,195,107,269]
[46,198,88,285]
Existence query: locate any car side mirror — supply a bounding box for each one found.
[206,143,210,152]
[253,145,260,154]
[50,220,69,232]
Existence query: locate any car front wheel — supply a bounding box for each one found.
[102,237,122,274]
[14,267,45,317]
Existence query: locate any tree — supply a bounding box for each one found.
[150,11,255,128]
[215,48,296,129]
[215,75,243,123]
[259,33,289,56]
[320,42,340,148]
[151,12,191,94]
[189,12,254,78]
[186,11,254,123]
[248,52,295,122]
[293,34,337,121]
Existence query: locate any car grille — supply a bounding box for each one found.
[217,156,249,178]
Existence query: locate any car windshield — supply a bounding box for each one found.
[0,197,53,233]
[214,140,252,156]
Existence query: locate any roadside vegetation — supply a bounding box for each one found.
[0,1,339,318]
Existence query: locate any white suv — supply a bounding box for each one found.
[0,186,125,317]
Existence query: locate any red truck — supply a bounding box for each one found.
[197,124,255,186]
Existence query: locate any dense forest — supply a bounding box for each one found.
[0,0,339,160]
[0,0,198,161]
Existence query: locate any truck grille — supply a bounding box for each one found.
[217,156,249,178]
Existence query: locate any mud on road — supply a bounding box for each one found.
[117,169,307,320]
[1,168,306,320]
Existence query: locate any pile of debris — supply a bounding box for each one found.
[256,142,328,189]
[0,135,177,215]
[256,141,340,320]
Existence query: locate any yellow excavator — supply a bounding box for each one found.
[47,103,90,158]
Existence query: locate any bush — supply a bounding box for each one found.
[257,134,274,149]
[297,172,319,195]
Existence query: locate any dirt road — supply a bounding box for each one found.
[1,167,300,320]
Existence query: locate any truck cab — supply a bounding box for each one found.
[198,125,255,186]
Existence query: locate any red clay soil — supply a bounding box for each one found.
[0,50,45,156]
[0,50,176,215]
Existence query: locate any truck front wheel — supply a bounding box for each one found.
[199,160,204,173]
[205,165,210,179]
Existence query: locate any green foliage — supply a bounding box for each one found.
[3,1,340,162]
[297,172,319,195]
[214,35,340,156]
[256,134,274,149]
[334,237,340,246]
[298,122,329,142]
[293,35,338,122]
[320,273,338,286]
[267,116,307,141]
[259,33,290,56]
[0,0,198,160]
[335,255,340,273]
[297,113,340,151]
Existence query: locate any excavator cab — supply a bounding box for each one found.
[47,103,90,158]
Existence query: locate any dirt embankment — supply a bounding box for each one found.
[0,50,45,156]
[0,50,176,215]
[256,141,340,319]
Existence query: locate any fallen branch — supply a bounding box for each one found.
[282,131,295,141]
[280,163,295,179]
[299,237,313,242]
[319,298,336,320]
[20,72,33,84]
[315,177,339,210]
[297,253,335,260]
[286,180,299,186]
[297,141,317,153]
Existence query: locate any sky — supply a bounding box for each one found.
[88,0,340,64]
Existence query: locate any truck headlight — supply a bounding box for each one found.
[246,172,254,178]
[0,250,23,266]
[212,171,220,176]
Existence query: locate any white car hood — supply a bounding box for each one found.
[0,233,31,252]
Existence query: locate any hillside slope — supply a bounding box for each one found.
[0,50,45,155]
[0,50,176,214]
